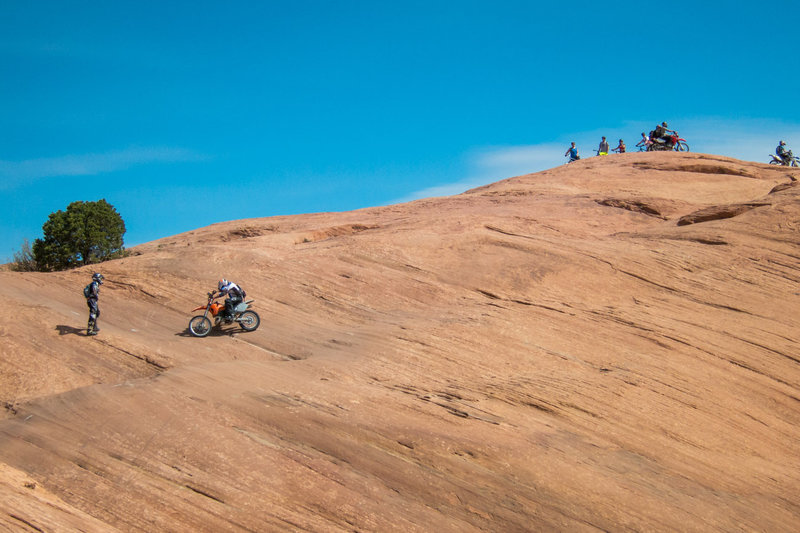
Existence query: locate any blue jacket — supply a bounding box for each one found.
[86,280,100,300]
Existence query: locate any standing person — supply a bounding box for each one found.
[216,278,245,321]
[597,136,610,155]
[612,139,626,153]
[84,273,104,336]
[636,132,650,151]
[564,142,580,163]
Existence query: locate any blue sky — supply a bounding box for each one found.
[2,1,799,261]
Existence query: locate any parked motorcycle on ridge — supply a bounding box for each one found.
[188,292,260,337]
[768,152,799,166]
[648,132,689,152]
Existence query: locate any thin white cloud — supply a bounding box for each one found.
[394,144,565,203]
[393,179,487,202]
[680,117,800,163]
[0,147,207,188]
[396,117,800,203]
[393,143,571,203]
[469,143,567,177]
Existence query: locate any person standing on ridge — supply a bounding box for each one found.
[612,139,626,153]
[215,278,245,321]
[597,136,610,155]
[636,132,650,151]
[85,273,104,336]
[564,142,580,163]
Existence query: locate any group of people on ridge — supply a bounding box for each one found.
[566,122,795,166]
[564,121,675,163]
[83,274,245,336]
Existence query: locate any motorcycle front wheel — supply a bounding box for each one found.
[676,142,689,152]
[238,310,260,331]
[189,316,213,337]
[769,159,781,165]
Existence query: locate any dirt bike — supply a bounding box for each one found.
[188,292,260,337]
[768,152,799,166]
[648,132,689,152]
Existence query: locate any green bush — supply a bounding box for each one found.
[33,199,127,271]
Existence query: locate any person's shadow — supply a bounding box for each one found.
[56,325,86,336]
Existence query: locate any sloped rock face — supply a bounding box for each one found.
[1,152,799,531]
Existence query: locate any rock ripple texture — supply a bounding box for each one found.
[1,152,799,532]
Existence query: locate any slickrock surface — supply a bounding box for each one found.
[1,152,799,531]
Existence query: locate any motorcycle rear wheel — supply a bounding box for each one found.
[238,310,260,332]
[189,316,213,337]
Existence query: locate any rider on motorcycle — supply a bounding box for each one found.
[636,132,651,151]
[652,122,676,144]
[215,279,245,320]
[776,140,793,165]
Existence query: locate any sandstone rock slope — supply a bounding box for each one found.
[1,152,798,531]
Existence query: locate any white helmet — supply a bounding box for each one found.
[218,279,228,291]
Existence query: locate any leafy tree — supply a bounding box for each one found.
[33,200,126,271]
[10,239,38,271]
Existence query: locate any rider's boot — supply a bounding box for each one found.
[87,319,98,336]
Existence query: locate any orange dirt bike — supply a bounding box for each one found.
[188,292,260,337]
